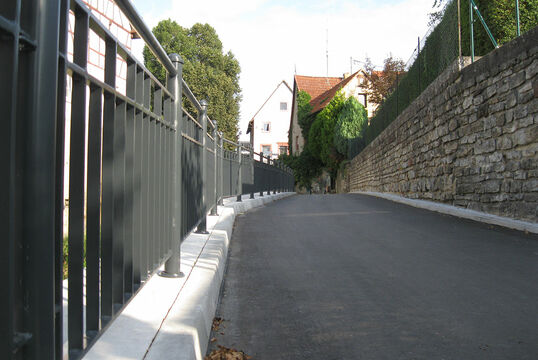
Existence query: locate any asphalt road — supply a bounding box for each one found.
[207,194,538,360]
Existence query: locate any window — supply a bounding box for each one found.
[261,145,271,157]
[279,145,288,155]
[280,102,287,111]
[295,136,299,151]
[262,122,270,132]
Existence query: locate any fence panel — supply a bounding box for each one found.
[1,0,294,358]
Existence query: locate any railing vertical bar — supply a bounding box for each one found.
[164,97,172,254]
[196,101,209,234]
[112,99,126,312]
[67,75,86,358]
[236,145,242,202]
[166,129,172,254]
[154,89,162,119]
[136,68,144,105]
[133,110,143,287]
[86,84,103,342]
[54,0,70,357]
[157,121,163,261]
[126,61,136,100]
[124,104,135,298]
[101,34,117,324]
[142,116,150,280]
[144,74,151,109]
[68,5,89,356]
[0,2,18,355]
[149,118,157,267]
[101,89,115,324]
[219,134,224,205]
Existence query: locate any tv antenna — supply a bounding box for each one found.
[325,19,329,78]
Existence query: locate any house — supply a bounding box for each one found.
[289,71,377,155]
[246,80,293,159]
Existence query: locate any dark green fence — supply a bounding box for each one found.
[0,0,293,359]
[348,0,535,159]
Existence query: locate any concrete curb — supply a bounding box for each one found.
[353,191,537,234]
[83,192,295,360]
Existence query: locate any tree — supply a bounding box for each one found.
[334,97,368,156]
[144,20,242,142]
[297,90,314,138]
[308,91,346,175]
[280,149,323,190]
[430,0,538,56]
[460,0,538,56]
[364,55,405,106]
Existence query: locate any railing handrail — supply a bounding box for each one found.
[182,79,202,111]
[114,0,177,76]
[222,137,238,147]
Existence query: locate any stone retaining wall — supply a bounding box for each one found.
[347,27,538,222]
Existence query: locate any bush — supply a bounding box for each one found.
[334,97,368,156]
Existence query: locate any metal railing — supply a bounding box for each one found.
[0,0,294,359]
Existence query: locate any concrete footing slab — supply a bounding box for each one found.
[353,191,537,234]
[82,192,294,360]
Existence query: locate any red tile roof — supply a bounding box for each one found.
[294,75,342,101]
[309,73,359,114]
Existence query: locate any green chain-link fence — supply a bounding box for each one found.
[348,0,537,160]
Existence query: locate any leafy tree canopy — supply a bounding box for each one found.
[144,20,242,142]
[280,149,323,189]
[334,97,368,156]
[297,90,314,138]
[308,91,346,175]
[363,55,405,106]
[429,0,538,56]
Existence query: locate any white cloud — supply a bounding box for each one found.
[132,0,434,140]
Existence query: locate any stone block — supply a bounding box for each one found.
[509,71,526,89]
[496,137,512,150]
[526,58,538,79]
[522,179,538,192]
[514,106,528,120]
[514,170,527,180]
[474,139,496,154]
[512,125,537,146]
[482,180,501,193]
[488,152,503,163]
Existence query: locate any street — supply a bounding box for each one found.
[207,194,538,359]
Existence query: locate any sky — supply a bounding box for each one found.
[131,0,435,141]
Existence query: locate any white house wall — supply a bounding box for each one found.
[252,83,292,159]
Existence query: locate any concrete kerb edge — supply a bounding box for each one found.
[83,192,294,360]
[353,191,538,234]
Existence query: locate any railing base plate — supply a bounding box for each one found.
[158,270,185,278]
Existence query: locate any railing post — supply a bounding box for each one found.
[218,133,224,205]
[236,145,242,202]
[273,159,277,194]
[210,122,218,216]
[249,147,255,199]
[161,53,183,278]
[277,160,284,194]
[196,100,209,234]
[259,154,264,197]
[266,157,271,196]
[470,0,475,63]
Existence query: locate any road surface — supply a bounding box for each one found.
[207,194,538,359]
